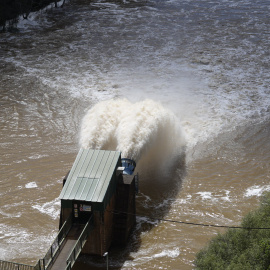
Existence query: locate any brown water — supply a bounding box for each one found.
[0,0,270,269]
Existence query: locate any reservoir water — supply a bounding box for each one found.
[0,0,269,269]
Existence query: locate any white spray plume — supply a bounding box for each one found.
[80,98,185,162]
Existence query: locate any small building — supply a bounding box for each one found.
[59,148,137,256]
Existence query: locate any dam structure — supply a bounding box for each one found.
[0,149,138,270]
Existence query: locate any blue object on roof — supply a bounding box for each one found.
[121,158,136,175]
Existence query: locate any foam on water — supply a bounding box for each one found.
[80,98,185,162]
[153,247,180,259]
[25,182,38,189]
[0,223,56,262]
[32,198,60,220]
[196,191,212,200]
[245,185,270,197]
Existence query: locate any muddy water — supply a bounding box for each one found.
[0,0,270,269]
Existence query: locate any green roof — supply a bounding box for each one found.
[59,149,121,203]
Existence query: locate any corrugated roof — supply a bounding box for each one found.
[59,149,121,203]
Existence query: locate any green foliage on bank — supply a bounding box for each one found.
[195,192,270,270]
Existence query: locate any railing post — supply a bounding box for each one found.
[103,252,109,270]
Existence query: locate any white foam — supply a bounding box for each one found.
[0,209,22,218]
[153,247,180,259]
[25,182,38,189]
[221,190,231,201]
[0,223,57,262]
[80,99,185,162]
[28,154,48,160]
[245,185,270,197]
[32,198,60,219]
[196,191,212,200]
[127,246,180,266]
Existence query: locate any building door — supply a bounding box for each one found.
[73,201,92,224]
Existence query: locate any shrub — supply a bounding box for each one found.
[194,192,270,270]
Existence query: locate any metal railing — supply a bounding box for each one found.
[0,259,39,270]
[0,215,72,270]
[39,214,73,270]
[66,261,72,270]
[65,216,94,270]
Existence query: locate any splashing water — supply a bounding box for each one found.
[80,99,185,164]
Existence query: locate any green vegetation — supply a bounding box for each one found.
[195,192,270,270]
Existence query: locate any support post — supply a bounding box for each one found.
[103,252,109,270]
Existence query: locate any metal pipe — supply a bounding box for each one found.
[103,252,109,270]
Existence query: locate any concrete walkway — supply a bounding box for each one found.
[51,239,77,270]
[50,224,84,270]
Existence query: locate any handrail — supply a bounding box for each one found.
[40,213,73,270]
[0,215,73,270]
[0,259,39,270]
[66,261,72,270]
[65,216,94,270]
